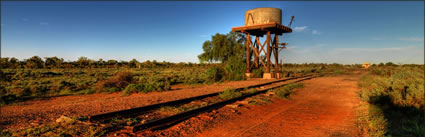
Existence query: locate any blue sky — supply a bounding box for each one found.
[1,1,424,64]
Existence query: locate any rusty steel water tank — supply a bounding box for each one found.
[245,7,282,26]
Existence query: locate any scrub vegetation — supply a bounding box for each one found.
[0,32,352,106]
[358,64,424,137]
[0,117,107,137]
[0,57,357,106]
[273,83,304,99]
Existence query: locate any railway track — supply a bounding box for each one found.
[87,74,322,133]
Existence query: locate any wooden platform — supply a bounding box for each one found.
[232,22,292,36]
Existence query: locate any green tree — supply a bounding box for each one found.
[120,60,128,68]
[129,59,139,68]
[0,57,9,68]
[44,56,63,68]
[198,31,246,80]
[97,59,105,68]
[107,59,118,68]
[25,56,44,69]
[9,57,19,68]
[198,32,245,63]
[225,56,246,80]
[385,62,396,66]
[77,56,90,67]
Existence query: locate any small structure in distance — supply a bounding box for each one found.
[362,62,371,69]
[232,7,294,79]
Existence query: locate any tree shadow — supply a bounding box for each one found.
[369,95,424,137]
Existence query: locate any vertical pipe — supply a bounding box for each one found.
[266,31,271,73]
[254,37,259,68]
[246,33,251,73]
[274,35,279,74]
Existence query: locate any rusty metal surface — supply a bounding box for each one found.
[233,8,294,79]
[245,7,282,26]
[232,22,292,36]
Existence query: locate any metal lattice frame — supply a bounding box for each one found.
[243,31,286,74]
[233,22,292,78]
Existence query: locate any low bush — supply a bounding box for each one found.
[252,68,264,78]
[78,88,94,95]
[9,87,31,97]
[121,84,140,96]
[204,66,224,83]
[0,95,17,105]
[246,88,257,94]
[59,89,73,95]
[95,71,134,92]
[367,104,388,137]
[105,87,120,93]
[28,85,48,96]
[158,106,186,115]
[224,56,246,81]
[359,66,424,109]
[333,69,345,75]
[138,77,171,93]
[359,65,424,136]
[219,88,242,100]
[274,83,304,99]
[0,117,106,137]
[180,68,206,85]
[122,77,171,96]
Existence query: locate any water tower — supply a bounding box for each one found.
[232,7,294,79]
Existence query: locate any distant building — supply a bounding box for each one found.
[362,62,371,69]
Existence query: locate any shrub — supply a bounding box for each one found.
[246,88,257,94]
[158,106,186,115]
[360,66,424,109]
[138,77,170,93]
[28,85,48,96]
[274,83,304,99]
[0,70,6,81]
[58,81,75,90]
[59,89,73,95]
[78,88,94,95]
[359,65,424,137]
[9,87,31,97]
[334,69,345,75]
[181,69,206,85]
[1,117,106,136]
[224,57,246,81]
[105,87,120,93]
[0,85,6,96]
[252,68,264,78]
[121,84,141,96]
[121,77,171,95]
[204,67,224,83]
[0,94,17,105]
[367,105,388,137]
[95,71,134,92]
[219,88,242,100]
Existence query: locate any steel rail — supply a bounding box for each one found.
[88,74,314,122]
[130,75,321,132]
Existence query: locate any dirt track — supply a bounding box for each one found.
[142,71,365,137]
[193,72,364,137]
[1,72,365,137]
[0,78,278,129]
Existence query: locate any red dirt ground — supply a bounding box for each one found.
[138,71,365,137]
[0,78,278,129]
[1,71,366,137]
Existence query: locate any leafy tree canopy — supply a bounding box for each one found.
[198,31,246,63]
